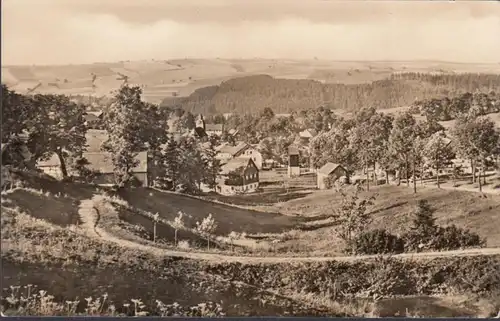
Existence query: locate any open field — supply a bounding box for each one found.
[3,59,500,104]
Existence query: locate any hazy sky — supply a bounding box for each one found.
[2,0,500,65]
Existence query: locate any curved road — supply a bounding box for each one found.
[79,195,500,264]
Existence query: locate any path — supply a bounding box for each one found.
[78,195,500,264]
[417,182,500,195]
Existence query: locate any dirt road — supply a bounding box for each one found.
[78,195,500,264]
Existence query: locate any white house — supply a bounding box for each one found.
[216,142,263,169]
[205,123,224,137]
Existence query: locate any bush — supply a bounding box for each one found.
[432,225,486,251]
[349,229,405,255]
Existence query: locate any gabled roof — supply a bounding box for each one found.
[205,123,223,131]
[84,111,103,122]
[38,151,148,173]
[228,128,239,135]
[318,162,345,175]
[219,142,249,156]
[220,156,256,175]
[299,128,318,138]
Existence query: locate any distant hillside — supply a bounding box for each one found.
[4,59,500,105]
[160,73,500,115]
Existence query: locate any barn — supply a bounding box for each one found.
[317,162,348,189]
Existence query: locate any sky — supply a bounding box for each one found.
[2,0,500,65]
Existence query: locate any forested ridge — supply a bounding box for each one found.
[161,73,500,115]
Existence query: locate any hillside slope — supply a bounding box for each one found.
[161,74,500,115]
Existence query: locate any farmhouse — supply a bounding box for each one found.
[317,162,348,189]
[217,157,259,195]
[216,142,251,163]
[205,123,224,137]
[37,151,149,186]
[299,128,318,143]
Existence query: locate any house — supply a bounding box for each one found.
[217,157,259,195]
[242,145,263,169]
[299,128,318,143]
[36,129,149,186]
[317,162,349,189]
[37,151,149,186]
[84,111,103,123]
[205,123,224,137]
[216,142,251,163]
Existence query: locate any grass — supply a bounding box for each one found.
[248,184,500,254]
[0,205,332,316]
[2,188,80,226]
[118,187,298,235]
[3,169,500,317]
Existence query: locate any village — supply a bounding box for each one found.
[2,0,500,317]
[24,106,498,197]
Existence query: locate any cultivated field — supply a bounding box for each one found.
[3,59,500,103]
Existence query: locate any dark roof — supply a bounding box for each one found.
[220,157,255,175]
[38,151,148,173]
[318,162,345,175]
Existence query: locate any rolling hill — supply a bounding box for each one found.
[161,73,500,115]
[3,59,500,106]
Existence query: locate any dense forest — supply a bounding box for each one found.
[160,73,500,115]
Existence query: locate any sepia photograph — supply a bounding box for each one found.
[1,0,500,317]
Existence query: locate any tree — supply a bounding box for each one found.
[202,136,222,192]
[389,112,419,187]
[102,85,151,187]
[452,114,500,191]
[423,132,455,188]
[404,200,438,252]
[195,213,218,250]
[172,211,185,246]
[331,185,376,253]
[177,137,205,194]
[28,94,87,178]
[1,85,35,143]
[310,119,356,170]
[349,108,393,190]
[161,136,182,190]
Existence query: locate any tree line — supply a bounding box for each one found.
[161,73,500,115]
[310,106,500,192]
[2,84,221,193]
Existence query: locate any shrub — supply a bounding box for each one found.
[431,225,486,251]
[403,200,486,252]
[349,229,405,255]
[177,240,190,249]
